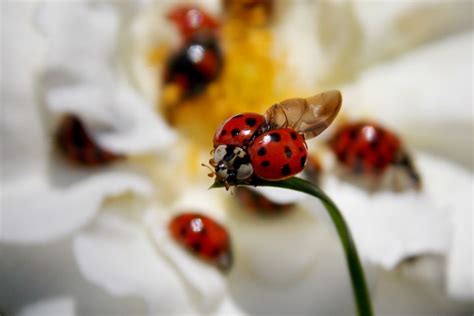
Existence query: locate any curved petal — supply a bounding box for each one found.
[227,198,326,284]
[1,172,152,244]
[352,1,473,67]
[73,212,193,315]
[226,209,377,315]
[320,152,470,274]
[419,153,473,300]
[1,1,47,182]
[343,31,473,168]
[36,1,177,155]
[17,296,75,316]
[145,208,227,313]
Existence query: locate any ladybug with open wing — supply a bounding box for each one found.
[207,90,342,188]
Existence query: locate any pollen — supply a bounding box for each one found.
[156,17,304,147]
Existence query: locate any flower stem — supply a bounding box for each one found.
[211,177,373,316]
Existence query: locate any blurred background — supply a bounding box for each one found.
[1,0,473,315]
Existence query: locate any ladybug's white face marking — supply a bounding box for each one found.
[213,144,253,183]
[236,162,253,180]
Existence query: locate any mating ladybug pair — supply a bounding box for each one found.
[208,90,342,188]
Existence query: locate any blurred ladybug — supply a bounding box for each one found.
[235,187,294,215]
[207,90,342,188]
[167,6,219,40]
[55,115,121,166]
[168,212,233,271]
[329,121,421,190]
[163,33,223,98]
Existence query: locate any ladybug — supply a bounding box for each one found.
[235,187,294,215]
[208,90,342,187]
[167,6,219,40]
[168,213,233,271]
[329,121,421,189]
[163,33,223,98]
[55,115,121,166]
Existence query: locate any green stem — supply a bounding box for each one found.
[211,177,373,316]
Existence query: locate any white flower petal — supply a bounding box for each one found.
[73,212,193,315]
[352,1,472,66]
[37,1,177,155]
[1,172,152,244]
[227,202,323,284]
[321,151,471,276]
[17,296,75,316]
[252,186,306,204]
[418,152,473,300]
[343,31,473,167]
[1,1,47,181]
[145,210,227,313]
[227,213,377,315]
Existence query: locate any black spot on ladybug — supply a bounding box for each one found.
[356,150,366,159]
[245,117,257,127]
[257,147,267,156]
[180,227,187,237]
[270,132,281,142]
[281,164,291,176]
[290,132,297,140]
[192,241,202,252]
[212,247,221,257]
[220,129,227,137]
[349,129,358,140]
[284,146,292,158]
[369,139,379,149]
[300,155,307,168]
[261,160,270,167]
[231,128,240,137]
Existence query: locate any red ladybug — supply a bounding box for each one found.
[168,213,233,271]
[167,6,219,40]
[164,33,223,97]
[329,121,420,189]
[55,115,121,166]
[209,90,342,187]
[235,187,294,215]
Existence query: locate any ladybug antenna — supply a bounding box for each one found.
[201,163,215,178]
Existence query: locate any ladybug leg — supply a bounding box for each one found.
[393,150,422,191]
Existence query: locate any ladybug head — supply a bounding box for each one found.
[211,144,253,184]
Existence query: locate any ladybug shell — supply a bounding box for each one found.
[164,34,223,97]
[56,115,121,166]
[167,6,219,40]
[168,213,233,271]
[248,128,307,180]
[213,113,266,147]
[329,122,401,174]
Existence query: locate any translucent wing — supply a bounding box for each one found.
[264,90,342,139]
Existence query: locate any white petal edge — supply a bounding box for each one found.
[36,1,177,155]
[320,152,455,270]
[418,152,473,300]
[1,172,152,244]
[342,31,473,168]
[17,296,75,316]
[73,212,193,315]
[145,209,227,313]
